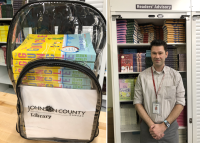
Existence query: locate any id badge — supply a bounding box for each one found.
[152,102,160,114]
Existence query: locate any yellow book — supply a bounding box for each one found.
[0,25,9,30]
[12,33,96,62]
[12,59,94,70]
[14,74,91,85]
[12,66,88,78]
[21,81,91,89]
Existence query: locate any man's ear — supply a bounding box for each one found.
[165,51,168,58]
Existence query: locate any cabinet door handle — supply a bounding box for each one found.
[148,15,155,18]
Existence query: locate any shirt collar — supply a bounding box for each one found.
[152,65,166,74]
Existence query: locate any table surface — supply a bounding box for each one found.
[0,92,106,143]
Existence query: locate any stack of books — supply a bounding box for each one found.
[12,33,96,89]
[135,53,146,72]
[139,24,156,43]
[178,129,187,143]
[117,19,139,43]
[0,4,13,18]
[155,26,163,40]
[165,46,178,70]
[0,25,9,42]
[120,104,137,125]
[1,45,6,64]
[118,49,151,72]
[163,19,186,43]
[6,0,11,4]
[179,54,186,71]
[145,50,153,69]
[119,79,134,101]
[177,105,187,127]
[0,48,4,64]
[13,0,28,14]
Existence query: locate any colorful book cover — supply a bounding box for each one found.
[13,59,94,70]
[119,82,131,101]
[12,66,89,78]
[12,33,96,62]
[121,54,133,73]
[14,74,91,85]
[119,79,134,100]
[22,81,91,89]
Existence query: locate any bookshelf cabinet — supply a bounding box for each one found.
[0,16,14,94]
[109,0,192,142]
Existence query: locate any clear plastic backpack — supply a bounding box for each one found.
[6,1,106,142]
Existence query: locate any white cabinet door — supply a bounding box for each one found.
[191,11,200,143]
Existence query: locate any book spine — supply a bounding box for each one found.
[13,66,89,77]
[22,81,91,89]
[14,74,91,85]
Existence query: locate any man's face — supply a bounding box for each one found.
[151,45,168,67]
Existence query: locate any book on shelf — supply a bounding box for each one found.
[119,82,131,101]
[119,79,134,100]
[120,104,137,125]
[121,54,133,73]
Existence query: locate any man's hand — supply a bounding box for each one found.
[149,123,167,140]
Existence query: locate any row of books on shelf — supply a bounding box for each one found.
[120,103,187,128]
[0,45,6,64]
[117,19,186,44]
[0,25,9,42]
[0,3,13,18]
[118,47,186,72]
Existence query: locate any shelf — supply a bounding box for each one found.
[0,74,11,85]
[119,72,140,74]
[117,43,186,47]
[0,42,7,44]
[121,124,140,132]
[4,88,15,95]
[0,62,6,66]
[0,18,12,21]
[179,126,187,129]
[120,100,133,102]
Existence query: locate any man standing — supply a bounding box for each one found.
[134,39,185,143]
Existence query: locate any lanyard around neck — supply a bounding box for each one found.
[151,67,165,102]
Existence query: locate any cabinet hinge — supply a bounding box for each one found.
[180,15,190,21]
[189,118,192,123]
[193,15,200,21]
[112,15,122,21]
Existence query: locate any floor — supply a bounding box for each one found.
[0,92,106,143]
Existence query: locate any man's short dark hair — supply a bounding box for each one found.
[150,39,168,52]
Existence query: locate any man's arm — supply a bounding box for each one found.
[166,104,184,124]
[150,72,185,139]
[135,103,164,140]
[135,104,154,128]
[149,104,184,138]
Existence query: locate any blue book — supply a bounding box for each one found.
[62,33,96,62]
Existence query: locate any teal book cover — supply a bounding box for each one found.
[62,33,96,62]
